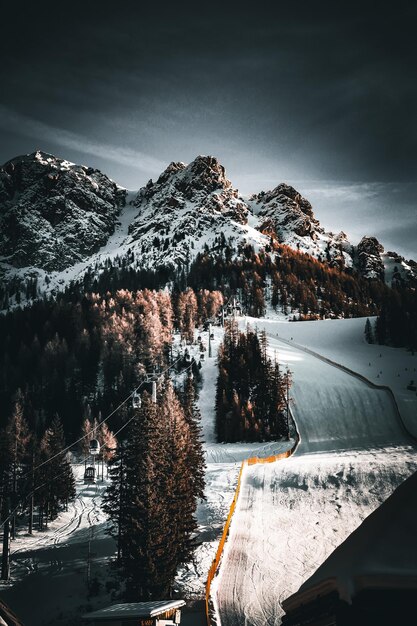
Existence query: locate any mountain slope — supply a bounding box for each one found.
[0,151,125,272]
[0,151,415,305]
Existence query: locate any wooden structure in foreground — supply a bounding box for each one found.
[83,600,185,626]
[281,575,417,626]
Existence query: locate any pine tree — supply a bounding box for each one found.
[180,375,206,502]
[365,317,374,344]
[104,392,174,599]
[99,421,118,462]
[6,391,31,538]
[35,415,76,524]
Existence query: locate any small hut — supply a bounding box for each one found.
[83,600,186,626]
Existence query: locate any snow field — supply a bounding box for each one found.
[244,316,417,437]
[212,317,417,626]
[1,464,115,625]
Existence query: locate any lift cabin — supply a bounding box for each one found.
[184,352,192,364]
[89,438,100,456]
[132,390,142,409]
[84,466,96,484]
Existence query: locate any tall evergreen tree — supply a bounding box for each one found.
[216,324,291,442]
[35,415,76,525]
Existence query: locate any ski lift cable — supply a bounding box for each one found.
[0,453,92,530]
[0,357,196,529]
[19,355,183,481]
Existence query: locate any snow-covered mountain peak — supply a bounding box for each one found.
[0,151,126,272]
[137,155,235,205]
[127,155,255,269]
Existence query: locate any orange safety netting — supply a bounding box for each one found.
[205,440,298,625]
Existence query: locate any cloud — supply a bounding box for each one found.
[0,105,166,174]
[295,182,386,202]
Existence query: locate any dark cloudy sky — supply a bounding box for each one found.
[1,1,416,257]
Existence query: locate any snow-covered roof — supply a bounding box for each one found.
[283,469,417,611]
[83,600,185,620]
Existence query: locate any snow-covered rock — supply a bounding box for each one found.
[356,236,385,280]
[0,151,125,272]
[127,155,259,269]
[249,183,354,269]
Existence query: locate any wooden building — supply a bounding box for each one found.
[83,600,185,626]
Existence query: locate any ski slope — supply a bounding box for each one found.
[213,318,417,626]
[175,325,295,601]
[1,465,115,626]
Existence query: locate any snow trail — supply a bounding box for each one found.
[213,324,417,626]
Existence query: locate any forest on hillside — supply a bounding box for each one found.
[0,288,223,437]
[0,285,211,598]
[216,322,291,442]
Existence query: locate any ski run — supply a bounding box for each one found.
[2,316,417,625]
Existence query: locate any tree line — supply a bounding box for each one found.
[103,375,205,600]
[216,322,291,442]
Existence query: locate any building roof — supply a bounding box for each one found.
[283,469,417,612]
[83,600,185,621]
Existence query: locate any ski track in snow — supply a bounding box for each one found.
[213,320,417,626]
[5,317,417,625]
[176,325,295,599]
[10,469,104,559]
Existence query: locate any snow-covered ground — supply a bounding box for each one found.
[0,464,115,626]
[175,325,294,600]
[3,316,416,625]
[212,317,417,625]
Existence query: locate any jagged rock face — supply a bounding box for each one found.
[356,236,385,280]
[250,183,353,269]
[251,183,320,240]
[0,151,125,272]
[128,155,251,268]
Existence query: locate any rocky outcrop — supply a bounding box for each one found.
[356,236,385,280]
[0,151,125,272]
[252,183,319,240]
[128,155,251,269]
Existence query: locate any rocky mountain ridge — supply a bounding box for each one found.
[0,151,125,272]
[0,151,415,305]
